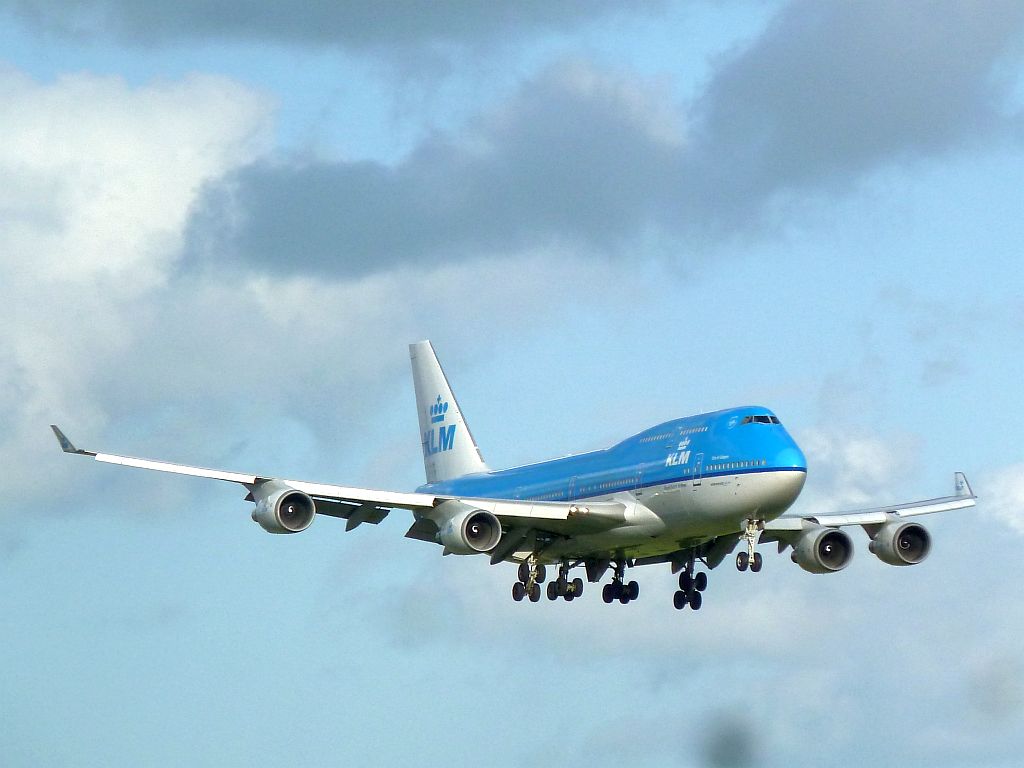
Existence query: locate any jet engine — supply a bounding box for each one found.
[250,483,316,534]
[791,526,853,574]
[868,520,930,566]
[437,505,502,554]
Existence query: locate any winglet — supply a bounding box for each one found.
[955,472,975,499]
[50,425,95,456]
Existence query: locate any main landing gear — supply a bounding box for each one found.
[673,555,708,611]
[511,557,546,602]
[547,562,584,602]
[736,518,764,573]
[602,560,639,605]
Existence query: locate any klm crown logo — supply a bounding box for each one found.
[424,394,456,455]
[430,396,449,424]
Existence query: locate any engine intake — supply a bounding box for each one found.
[869,521,930,566]
[792,526,853,573]
[251,483,316,534]
[437,504,502,554]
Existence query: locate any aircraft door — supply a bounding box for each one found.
[693,453,703,488]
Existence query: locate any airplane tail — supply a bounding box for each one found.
[410,341,488,484]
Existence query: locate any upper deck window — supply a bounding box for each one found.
[741,414,780,425]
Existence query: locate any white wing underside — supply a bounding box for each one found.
[52,427,626,537]
[765,472,976,532]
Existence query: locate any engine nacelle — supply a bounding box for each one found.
[869,521,930,566]
[791,526,854,573]
[437,505,502,554]
[250,483,316,534]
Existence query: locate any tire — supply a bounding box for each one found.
[688,590,702,610]
[736,552,749,571]
[619,591,630,604]
[518,562,530,583]
[751,552,763,573]
[528,582,541,602]
[627,581,639,600]
[565,590,575,602]
[512,582,526,602]
[556,577,568,597]
[547,581,558,601]
[673,590,687,610]
[536,564,547,583]
[602,584,614,603]
[679,572,693,592]
[694,572,708,592]
[572,578,584,597]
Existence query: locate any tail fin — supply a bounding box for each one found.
[410,341,488,484]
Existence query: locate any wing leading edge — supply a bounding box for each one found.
[764,472,976,533]
[49,426,627,542]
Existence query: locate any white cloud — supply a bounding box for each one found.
[0,66,273,502]
[982,463,1024,535]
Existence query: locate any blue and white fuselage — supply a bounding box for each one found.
[418,405,807,561]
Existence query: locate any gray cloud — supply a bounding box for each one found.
[185,1,1024,279]
[184,63,682,278]
[3,0,661,53]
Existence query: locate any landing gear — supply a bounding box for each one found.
[674,553,708,610]
[601,560,638,604]
[736,518,764,573]
[512,556,548,602]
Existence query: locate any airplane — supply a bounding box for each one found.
[51,340,977,611]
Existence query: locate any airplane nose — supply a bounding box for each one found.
[774,445,807,472]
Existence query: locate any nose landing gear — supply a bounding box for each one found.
[736,519,764,573]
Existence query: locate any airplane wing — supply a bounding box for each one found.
[50,425,626,544]
[763,472,976,533]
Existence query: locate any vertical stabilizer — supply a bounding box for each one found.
[410,341,488,484]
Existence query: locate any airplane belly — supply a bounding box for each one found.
[646,469,805,535]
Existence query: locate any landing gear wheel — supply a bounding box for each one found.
[547,581,558,601]
[736,551,750,572]
[556,577,568,597]
[618,592,630,604]
[679,572,693,592]
[688,590,703,610]
[694,572,708,592]
[517,562,530,583]
[572,578,584,598]
[528,583,541,602]
[535,564,547,583]
[626,581,639,600]
[673,590,688,610]
[565,590,575,602]
[512,582,526,602]
[602,584,614,603]
[751,552,763,573]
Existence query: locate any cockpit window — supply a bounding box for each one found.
[741,414,779,425]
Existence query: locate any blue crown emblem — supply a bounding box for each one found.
[430,395,449,424]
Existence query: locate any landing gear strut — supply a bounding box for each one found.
[511,555,546,602]
[736,519,764,573]
[673,553,707,610]
[549,561,584,601]
[602,560,639,604]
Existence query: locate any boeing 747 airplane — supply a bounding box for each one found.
[52,341,976,611]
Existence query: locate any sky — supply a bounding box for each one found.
[1,1,1023,766]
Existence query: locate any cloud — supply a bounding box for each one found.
[2,0,661,56]
[184,61,683,279]
[690,1,1024,215]
[184,1,1024,280]
[982,463,1024,535]
[0,67,271,503]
